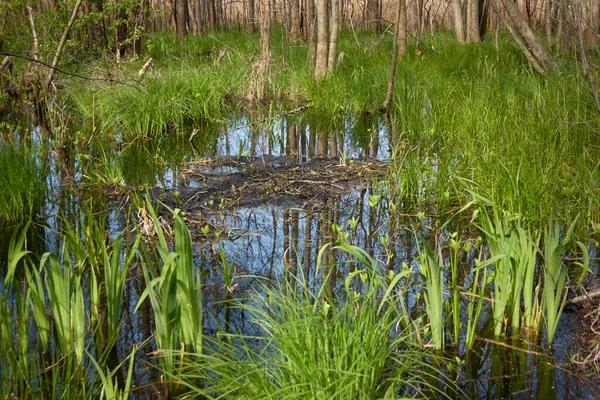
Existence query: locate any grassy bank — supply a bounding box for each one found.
[66,29,600,224]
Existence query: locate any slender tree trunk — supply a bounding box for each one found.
[248,0,256,33]
[366,0,380,31]
[290,0,301,43]
[314,0,329,79]
[46,0,83,90]
[452,0,466,42]
[545,0,553,50]
[260,0,271,61]
[592,0,600,36]
[467,0,481,42]
[383,0,406,111]
[307,0,317,63]
[498,0,557,72]
[493,1,545,74]
[327,0,339,73]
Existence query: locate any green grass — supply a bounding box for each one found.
[0,142,45,224]
[68,28,600,226]
[172,243,454,399]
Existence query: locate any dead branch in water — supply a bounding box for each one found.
[566,289,600,306]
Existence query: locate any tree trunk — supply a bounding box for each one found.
[366,0,380,31]
[592,0,600,36]
[290,0,301,43]
[248,0,256,33]
[175,0,187,37]
[498,0,557,72]
[307,0,317,63]
[327,0,339,73]
[467,0,481,42]
[493,1,545,74]
[383,0,406,112]
[452,0,466,42]
[260,0,271,60]
[314,0,329,79]
[545,0,553,50]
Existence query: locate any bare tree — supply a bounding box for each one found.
[175,0,187,37]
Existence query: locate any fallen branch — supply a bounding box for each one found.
[566,289,600,306]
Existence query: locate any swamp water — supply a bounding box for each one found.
[1,111,598,399]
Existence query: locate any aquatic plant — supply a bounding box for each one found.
[542,217,589,346]
[416,243,445,350]
[477,205,538,337]
[136,198,203,384]
[171,243,454,399]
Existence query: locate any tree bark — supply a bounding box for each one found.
[327,0,339,73]
[290,0,301,43]
[314,0,329,79]
[175,0,187,37]
[545,0,553,50]
[467,0,481,42]
[452,0,466,42]
[248,0,256,33]
[366,0,380,31]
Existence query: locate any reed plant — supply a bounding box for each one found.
[416,243,445,350]
[136,198,203,383]
[542,217,589,346]
[477,205,538,337]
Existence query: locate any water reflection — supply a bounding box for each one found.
[1,110,599,399]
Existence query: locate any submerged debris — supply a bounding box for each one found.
[151,155,387,212]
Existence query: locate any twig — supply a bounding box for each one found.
[0,52,141,90]
[46,0,83,90]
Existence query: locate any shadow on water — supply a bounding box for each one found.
[0,109,598,399]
